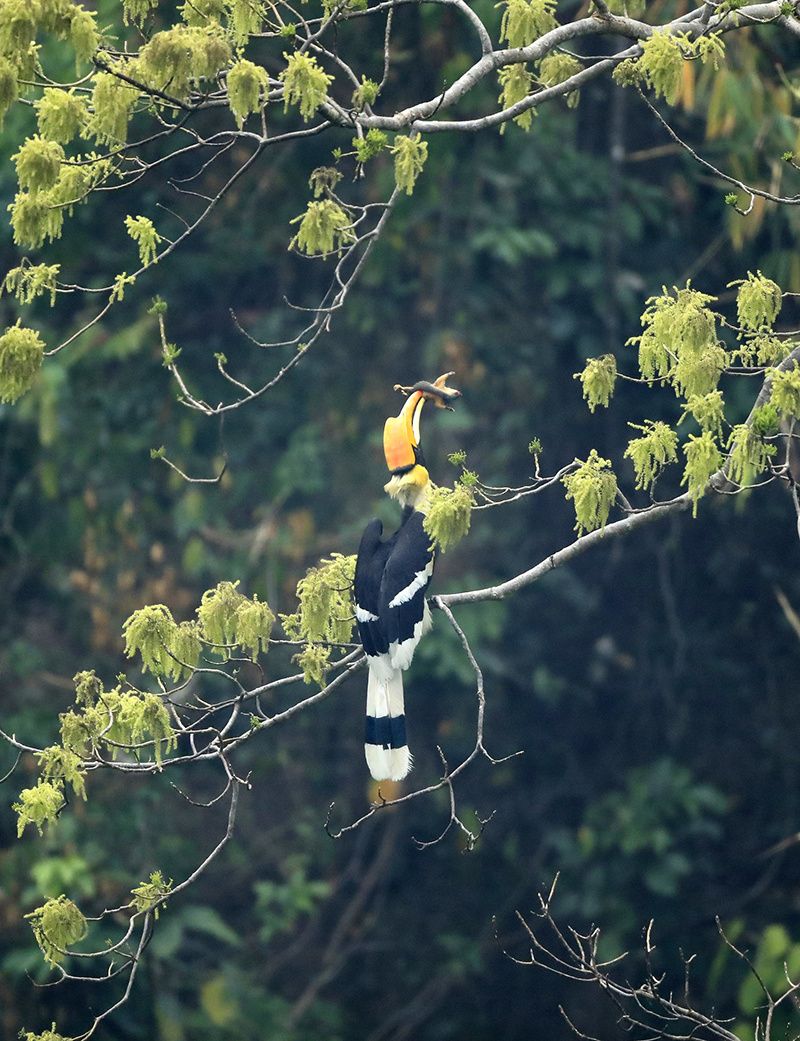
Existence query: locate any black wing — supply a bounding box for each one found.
[378,511,434,670]
[354,518,395,658]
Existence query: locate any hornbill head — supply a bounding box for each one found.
[383,372,461,501]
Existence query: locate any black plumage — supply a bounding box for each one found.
[355,505,435,780]
[355,508,433,663]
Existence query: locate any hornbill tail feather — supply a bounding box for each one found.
[364,665,412,781]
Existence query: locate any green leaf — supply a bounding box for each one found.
[25,895,87,966]
[289,199,355,257]
[423,482,474,552]
[562,450,618,535]
[227,59,268,128]
[624,420,678,492]
[0,322,45,403]
[681,430,722,515]
[280,51,333,121]
[575,354,617,412]
[390,135,428,195]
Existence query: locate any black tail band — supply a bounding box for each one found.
[365,714,407,749]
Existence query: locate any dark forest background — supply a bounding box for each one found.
[2,7,800,1038]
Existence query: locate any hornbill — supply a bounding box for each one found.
[354,373,461,781]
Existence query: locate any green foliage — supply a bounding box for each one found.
[195,581,275,658]
[575,354,616,412]
[612,58,643,89]
[618,31,724,103]
[123,603,179,675]
[562,450,618,535]
[227,59,268,127]
[13,780,64,837]
[308,165,342,198]
[769,361,800,418]
[13,136,64,191]
[390,135,428,195]
[2,261,59,305]
[25,895,87,966]
[254,859,331,943]
[731,271,782,331]
[736,333,788,366]
[138,26,231,100]
[354,128,387,163]
[89,70,139,146]
[36,745,87,800]
[281,553,356,645]
[553,759,727,917]
[692,32,725,69]
[292,642,331,685]
[423,482,474,552]
[234,596,275,660]
[352,75,379,109]
[681,430,722,515]
[497,64,535,131]
[630,283,726,396]
[69,5,98,63]
[197,579,245,645]
[0,322,45,403]
[60,678,176,764]
[538,52,582,106]
[637,31,686,103]
[497,0,557,47]
[228,0,264,45]
[123,0,158,26]
[169,620,203,676]
[131,870,172,917]
[750,403,780,437]
[36,88,88,142]
[679,390,725,436]
[623,420,678,492]
[0,56,18,125]
[19,1026,69,1041]
[73,669,102,706]
[9,178,73,247]
[111,272,136,301]
[280,51,333,121]
[726,424,776,486]
[289,199,355,257]
[125,215,162,268]
[737,924,800,1026]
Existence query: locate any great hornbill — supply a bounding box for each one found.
[354,373,461,781]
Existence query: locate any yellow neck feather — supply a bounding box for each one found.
[384,465,432,512]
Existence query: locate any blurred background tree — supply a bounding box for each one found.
[0,0,799,1038]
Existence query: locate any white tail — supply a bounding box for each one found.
[364,664,412,781]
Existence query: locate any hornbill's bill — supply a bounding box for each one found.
[354,373,461,781]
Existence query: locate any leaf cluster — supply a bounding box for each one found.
[423,481,474,552]
[0,321,45,402]
[497,64,535,131]
[131,869,173,917]
[390,135,428,195]
[125,214,162,267]
[497,0,557,47]
[575,354,617,412]
[25,894,87,966]
[280,51,332,121]
[562,450,618,535]
[227,58,268,127]
[624,420,678,492]
[681,430,722,515]
[289,199,355,257]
